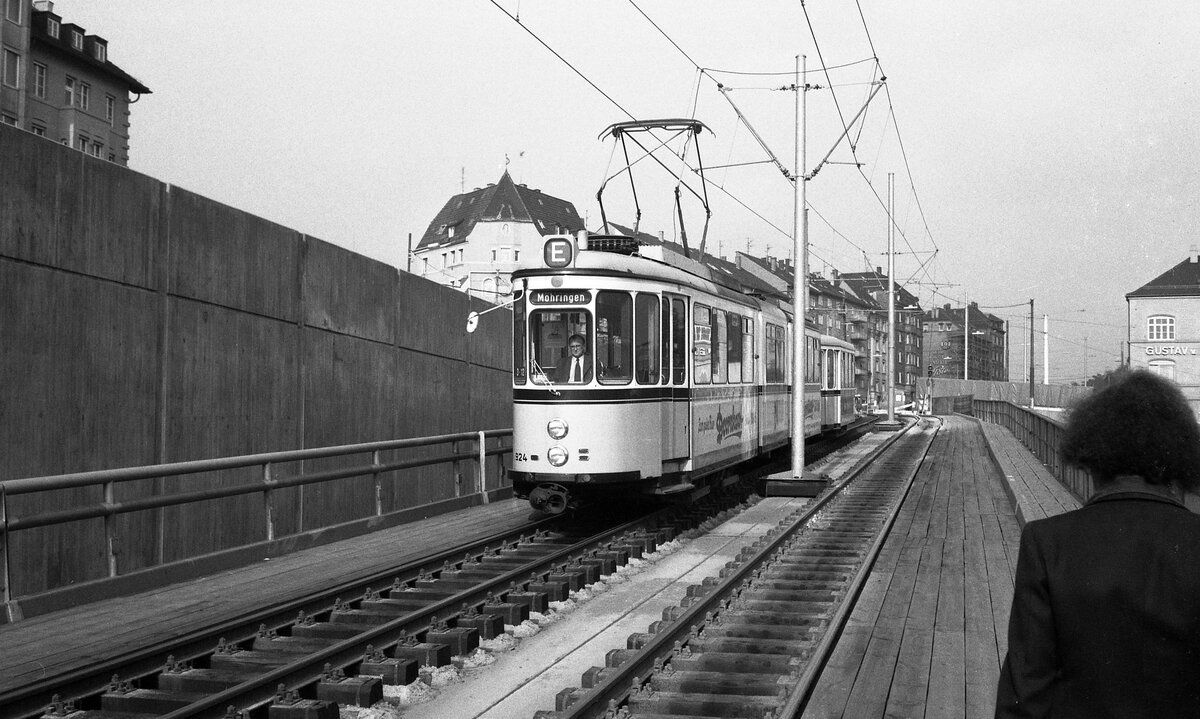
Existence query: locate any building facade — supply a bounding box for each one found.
[922,303,1007,381]
[734,255,924,409]
[1126,254,1200,413]
[412,171,585,301]
[840,270,924,408]
[1,0,150,164]
[807,273,879,404]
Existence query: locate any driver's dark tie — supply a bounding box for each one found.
[572,359,581,383]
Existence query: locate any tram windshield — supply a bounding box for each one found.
[525,291,645,386]
[528,310,592,385]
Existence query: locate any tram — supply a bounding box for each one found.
[506,232,858,513]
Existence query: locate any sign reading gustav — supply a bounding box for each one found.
[1146,346,1198,356]
[530,290,591,305]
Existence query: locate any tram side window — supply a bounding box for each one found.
[765,323,782,383]
[596,291,632,384]
[806,335,820,383]
[635,293,661,385]
[712,309,728,383]
[825,349,837,390]
[513,293,526,384]
[727,313,743,383]
[528,309,591,384]
[741,317,755,383]
[694,304,712,384]
[672,298,687,384]
[661,299,671,385]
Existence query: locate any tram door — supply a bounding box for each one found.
[662,295,689,459]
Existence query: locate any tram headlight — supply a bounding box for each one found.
[547,445,569,467]
[546,418,569,439]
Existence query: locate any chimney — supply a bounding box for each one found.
[33,0,53,10]
[1190,243,1199,263]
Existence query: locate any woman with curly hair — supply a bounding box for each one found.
[995,370,1200,718]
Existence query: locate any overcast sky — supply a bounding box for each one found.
[64,1,1200,383]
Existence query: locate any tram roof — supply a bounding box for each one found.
[513,234,790,312]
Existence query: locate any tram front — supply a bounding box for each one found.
[508,235,669,513]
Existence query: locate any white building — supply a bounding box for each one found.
[411,171,585,301]
[1126,253,1200,413]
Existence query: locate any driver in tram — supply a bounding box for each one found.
[554,334,595,384]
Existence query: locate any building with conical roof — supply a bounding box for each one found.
[411,171,585,300]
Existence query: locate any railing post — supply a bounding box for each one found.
[477,431,489,504]
[104,479,118,578]
[1,484,10,615]
[372,450,384,517]
[263,462,275,542]
[452,440,463,498]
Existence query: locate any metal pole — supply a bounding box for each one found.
[790,54,808,479]
[886,173,896,423]
[1029,298,1035,406]
[1043,314,1049,385]
[964,303,969,380]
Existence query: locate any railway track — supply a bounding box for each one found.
[7,485,762,719]
[536,416,939,718]
[8,421,884,719]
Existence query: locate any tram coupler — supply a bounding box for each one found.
[528,483,570,514]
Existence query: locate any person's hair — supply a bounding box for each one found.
[568,334,585,346]
[1060,369,1200,490]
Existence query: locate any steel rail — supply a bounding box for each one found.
[777,416,940,717]
[554,418,929,718]
[152,506,680,719]
[0,513,561,719]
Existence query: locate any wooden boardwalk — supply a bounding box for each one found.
[802,414,1079,719]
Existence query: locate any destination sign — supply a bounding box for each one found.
[530,290,591,305]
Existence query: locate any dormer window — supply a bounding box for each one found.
[447,225,455,238]
[94,43,106,62]
[47,18,59,38]
[71,30,83,50]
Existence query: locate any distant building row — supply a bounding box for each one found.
[413,172,1010,407]
[1,0,149,164]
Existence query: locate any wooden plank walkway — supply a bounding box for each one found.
[0,499,536,697]
[978,421,1082,526]
[802,414,1080,719]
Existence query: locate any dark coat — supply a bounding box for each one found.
[996,490,1200,718]
[553,354,595,384]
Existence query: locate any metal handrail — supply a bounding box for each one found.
[0,429,512,609]
[972,400,1092,500]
